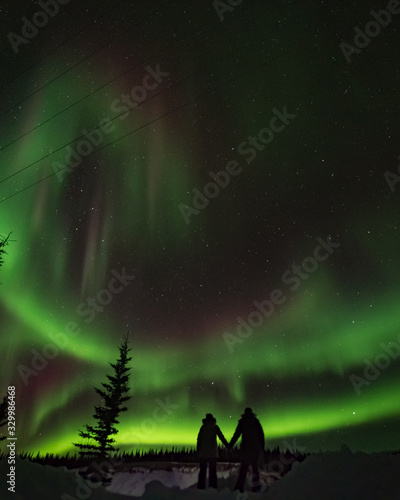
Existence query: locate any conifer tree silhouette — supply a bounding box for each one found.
[74,334,132,457]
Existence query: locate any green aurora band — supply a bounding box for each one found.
[1,6,400,455]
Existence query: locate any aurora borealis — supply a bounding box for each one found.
[1,0,400,455]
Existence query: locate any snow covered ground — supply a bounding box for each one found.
[1,448,400,499]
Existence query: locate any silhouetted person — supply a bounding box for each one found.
[197,413,229,489]
[230,407,265,493]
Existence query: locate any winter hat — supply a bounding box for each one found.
[205,413,216,422]
[243,407,255,416]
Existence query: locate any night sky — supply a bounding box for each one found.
[1,0,400,455]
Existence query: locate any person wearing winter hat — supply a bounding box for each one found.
[229,407,265,493]
[197,413,229,489]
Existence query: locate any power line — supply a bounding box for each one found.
[0,16,226,153]
[0,4,259,201]
[0,2,169,120]
[0,7,258,186]
[0,0,135,92]
[0,43,240,186]
[0,63,258,205]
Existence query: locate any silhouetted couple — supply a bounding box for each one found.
[196,407,265,492]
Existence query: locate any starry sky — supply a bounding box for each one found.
[0,0,400,455]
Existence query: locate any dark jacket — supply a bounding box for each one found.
[230,411,265,459]
[197,418,228,459]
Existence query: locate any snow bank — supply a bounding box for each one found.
[1,448,400,499]
[106,462,265,497]
[108,449,400,499]
[0,457,132,500]
[106,464,199,496]
[267,447,400,500]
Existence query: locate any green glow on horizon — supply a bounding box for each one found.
[3,268,400,454]
[27,378,400,455]
[1,42,399,458]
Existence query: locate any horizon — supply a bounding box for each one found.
[1,1,400,460]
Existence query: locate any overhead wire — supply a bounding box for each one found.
[0,60,259,205]
[0,4,260,204]
[0,1,169,119]
[0,11,234,153]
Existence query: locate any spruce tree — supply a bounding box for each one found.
[74,335,132,457]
